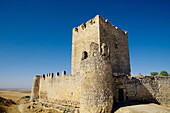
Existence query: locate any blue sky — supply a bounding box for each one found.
[0,0,170,88]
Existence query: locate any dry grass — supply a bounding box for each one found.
[0,89,60,113]
[0,90,31,102]
[0,89,30,113]
[0,96,19,113]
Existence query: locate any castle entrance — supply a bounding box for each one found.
[118,89,124,102]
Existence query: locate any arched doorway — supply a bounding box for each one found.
[118,88,124,102]
[114,83,126,103]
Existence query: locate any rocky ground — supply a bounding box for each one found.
[115,103,170,113]
[0,96,18,113]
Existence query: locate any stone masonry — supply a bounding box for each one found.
[30,15,170,113]
[71,15,130,76]
[80,42,113,113]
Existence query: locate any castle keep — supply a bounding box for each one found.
[71,15,130,76]
[31,15,170,113]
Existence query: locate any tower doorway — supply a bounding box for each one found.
[118,89,124,102]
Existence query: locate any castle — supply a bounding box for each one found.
[30,15,170,113]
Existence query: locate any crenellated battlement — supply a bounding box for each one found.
[39,70,74,80]
[98,15,128,36]
[73,15,127,36]
[73,15,97,33]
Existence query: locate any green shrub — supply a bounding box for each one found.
[160,71,169,76]
[150,72,158,76]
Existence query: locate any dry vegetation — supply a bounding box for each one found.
[0,89,60,113]
[0,96,17,113]
[0,89,28,113]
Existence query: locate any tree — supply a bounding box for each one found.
[160,71,169,76]
[150,72,158,76]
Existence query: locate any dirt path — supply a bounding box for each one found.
[18,104,24,113]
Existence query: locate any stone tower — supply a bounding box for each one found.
[80,42,113,113]
[30,75,41,101]
[71,15,130,76]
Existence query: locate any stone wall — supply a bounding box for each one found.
[114,75,170,105]
[30,75,41,101]
[99,16,130,76]
[39,73,80,108]
[71,15,100,75]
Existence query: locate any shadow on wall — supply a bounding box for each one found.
[111,75,160,112]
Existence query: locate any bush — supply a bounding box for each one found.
[160,71,169,76]
[150,72,158,76]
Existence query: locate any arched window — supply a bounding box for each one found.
[81,51,88,60]
[115,42,118,49]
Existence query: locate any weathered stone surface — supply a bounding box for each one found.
[71,15,131,76]
[115,104,170,113]
[39,74,80,107]
[27,105,35,109]
[113,75,170,105]
[71,15,100,75]
[30,75,41,101]
[80,42,113,113]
